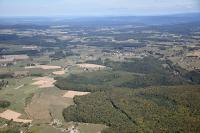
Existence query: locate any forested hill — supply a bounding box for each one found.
[63,85,200,133]
[55,57,200,133]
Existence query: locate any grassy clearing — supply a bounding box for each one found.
[30,124,62,133]
[77,123,107,133]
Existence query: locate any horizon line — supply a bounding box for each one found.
[0,12,200,18]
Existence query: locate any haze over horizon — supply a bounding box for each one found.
[0,0,200,17]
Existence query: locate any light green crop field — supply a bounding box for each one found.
[30,124,62,133]
[0,77,40,115]
[78,123,107,133]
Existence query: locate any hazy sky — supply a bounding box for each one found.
[0,0,199,16]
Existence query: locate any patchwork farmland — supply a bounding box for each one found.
[0,15,200,133]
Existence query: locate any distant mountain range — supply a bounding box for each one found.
[0,12,200,26]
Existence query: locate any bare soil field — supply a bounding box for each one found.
[0,109,32,123]
[52,70,65,75]
[32,77,56,88]
[63,91,90,98]
[77,64,106,69]
[22,45,38,49]
[187,50,200,57]
[0,54,29,62]
[25,65,61,70]
[57,35,74,41]
[193,51,200,57]
[25,88,73,124]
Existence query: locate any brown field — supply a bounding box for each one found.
[0,54,29,62]
[25,88,73,123]
[63,91,90,98]
[25,65,61,70]
[0,109,32,123]
[57,35,74,41]
[32,77,56,88]
[77,64,106,69]
[187,50,200,57]
[22,45,38,49]
[52,70,65,75]
[193,51,200,57]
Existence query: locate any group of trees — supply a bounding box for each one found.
[0,100,10,108]
[0,80,9,90]
[50,50,80,60]
[0,49,40,56]
[0,118,30,133]
[165,59,200,84]
[0,73,13,79]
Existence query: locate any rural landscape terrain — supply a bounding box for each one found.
[0,14,200,133]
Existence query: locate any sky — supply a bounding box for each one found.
[0,0,199,16]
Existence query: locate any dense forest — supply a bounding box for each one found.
[55,57,200,132]
[63,86,200,133]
